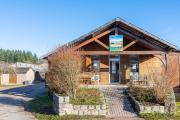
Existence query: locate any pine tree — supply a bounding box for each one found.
[0,48,38,64]
[33,53,38,63]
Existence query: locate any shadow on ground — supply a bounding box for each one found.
[0,82,46,98]
[0,83,47,108]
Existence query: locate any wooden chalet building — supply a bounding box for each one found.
[43,18,180,87]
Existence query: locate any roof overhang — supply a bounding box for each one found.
[41,17,180,59]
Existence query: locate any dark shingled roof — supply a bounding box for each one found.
[14,67,32,74]
[41,17,180,59]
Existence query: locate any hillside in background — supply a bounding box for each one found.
[0,48,38,64]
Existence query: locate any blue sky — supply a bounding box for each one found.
[0,0,180,57]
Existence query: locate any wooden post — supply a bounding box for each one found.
[115,27,118,35]
[165,53,168,71]
[154,55,166,70]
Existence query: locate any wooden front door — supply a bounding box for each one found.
[9,74,17,83]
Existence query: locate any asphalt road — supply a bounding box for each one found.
[0,83,47,120]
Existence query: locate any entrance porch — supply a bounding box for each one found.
[80,53,163,85]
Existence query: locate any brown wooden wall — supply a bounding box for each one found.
[138,55,163,85]
[119,55,164,84]
[9,74,17,83]
[120,55,130,84]
[167,54,180,87]
[138,54,180,87]
[99,56,109,85]
[83,55,109,85]
[83,54,180,87]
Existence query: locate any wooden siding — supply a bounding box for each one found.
[139,55,163,76]
[83,55,109,85]
[167,54,180,87]
[83,53,180,87]
[99,56,109,85]
[85,55,91,72]
[139,55,163,85]
[120,55,130,84]
[9,74,17,83]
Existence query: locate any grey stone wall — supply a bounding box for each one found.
[128,94,165,114]
[164,88,176,113]
[53,93,108,116]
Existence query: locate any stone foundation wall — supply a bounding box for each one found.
[128,94,165,114]
[128,88,176,114]
[53,93,108,116]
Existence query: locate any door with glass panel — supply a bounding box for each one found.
[109,58,120,83]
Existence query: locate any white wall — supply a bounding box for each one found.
[0,74,9,85]
[16,69,35,84]
[25,69,35,83]
[16,74,26,84]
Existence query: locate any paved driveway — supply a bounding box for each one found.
[0,83,46,120]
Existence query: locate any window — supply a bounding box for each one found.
[91,55,100,73]
[130,56,139,80]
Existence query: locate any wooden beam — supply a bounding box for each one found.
[115,27,118,35]
[117,28,164,51]
[78,51,165,55]
[121,40,138,51]
[73,28,115,50]
[94,39,109,50]
[154,55,166,69]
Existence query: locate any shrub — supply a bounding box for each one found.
[128,86,156,104]
[46,46,82,98]
[70,88,101,105]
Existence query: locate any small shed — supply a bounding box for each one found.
[0,65,14,85]
[14,67,35,84]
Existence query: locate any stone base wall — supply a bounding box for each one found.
[128,94,165,114]
[128,88,176,114]
[53,93,108,116]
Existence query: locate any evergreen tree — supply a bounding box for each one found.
[0,48,38,64]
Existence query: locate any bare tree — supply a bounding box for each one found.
[46,46,82,98]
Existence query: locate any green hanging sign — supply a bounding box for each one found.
[109,35,123,51]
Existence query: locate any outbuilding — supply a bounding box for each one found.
[14,67,35,84]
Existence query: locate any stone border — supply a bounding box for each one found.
[128,93,165,114]
[128,87,176,114]
[53,93,108,116]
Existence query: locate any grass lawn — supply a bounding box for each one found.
[70,88,102,105]
[28,91,105,120]
[175,96,180,118]
[139,96,180,120]
[0,84,23,87]
[0,84,24,88]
